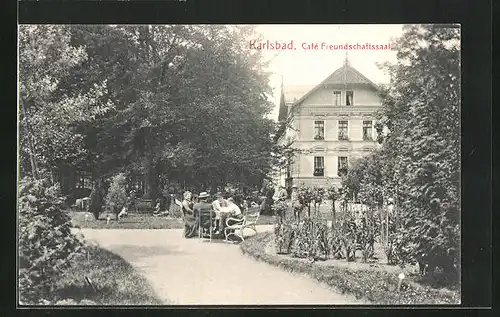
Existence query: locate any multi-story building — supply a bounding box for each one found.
[275,59,382,189]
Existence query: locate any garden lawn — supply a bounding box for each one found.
[36,246,165,305]
[70,211,276,229]
[70,211,185,229]
[240,232,460,305]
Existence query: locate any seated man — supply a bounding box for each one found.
[194,192,217,236]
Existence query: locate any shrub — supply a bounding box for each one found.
[291,213,330,261]
[274,221,296,255]
[354,210,379,262]
[271,200,288,221]
[297,185,314,217]
[18,177,84,303]
[241,232,460,304]
[328,228,344,259]
[311,186,326,214]
[326,185,339,225]
[168,203,183,218]
[104,173,128,216]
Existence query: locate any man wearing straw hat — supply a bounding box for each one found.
[193,192,216,237]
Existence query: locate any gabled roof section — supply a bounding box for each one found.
[277,86,288,122]
[324,63,378,87]
[289,61,380,115]
[277,85,313,122]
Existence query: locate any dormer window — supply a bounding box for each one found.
[333,90,342,106]
[314,120,325,140]
[346,91,354,106]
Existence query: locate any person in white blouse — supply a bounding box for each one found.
[212,193,227,233]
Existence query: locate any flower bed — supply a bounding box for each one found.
[240,232,460,305]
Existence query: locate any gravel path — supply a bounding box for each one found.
[80,226,367,305]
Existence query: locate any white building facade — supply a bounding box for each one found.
[275,60,382,189]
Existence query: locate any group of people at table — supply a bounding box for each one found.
[180,191,248,238]
[179,183,298,239]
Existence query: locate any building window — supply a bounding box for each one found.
[333,90,342,106]
[314,120,325,140]
[338,156,348,176]
[363,120,373,140]
[338,120,348,140]
[314,156,324,176]
[346,91,354,106]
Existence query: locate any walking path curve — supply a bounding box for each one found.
[80,226,368,305]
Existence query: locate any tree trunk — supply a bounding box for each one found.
[147,164,159,209]
[20,98,38,179]
[66,167,77,206]
[143,173,149,198]
[331,199,336,229]
[89,178,106,220]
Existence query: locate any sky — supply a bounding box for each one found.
[253,24,406,121]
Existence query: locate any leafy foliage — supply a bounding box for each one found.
[241,232,460,304]
[18,25,112,177]
[18,177,84,303]
[104,173,128,215]
[291,213,330,261]
[296,184,315,217]
[341,25,460,284]
[273,221,296,255]
[19,25,287,219]
[271,200,288,220]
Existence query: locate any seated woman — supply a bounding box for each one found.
[181,191,197,238]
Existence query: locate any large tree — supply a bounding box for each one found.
[18,25,112,184]
[378,24,460,280]
[20,24,287,218]
[342,24,460,283]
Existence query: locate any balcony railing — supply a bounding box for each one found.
[338,132,349,141]
[337,166,348,177]
[313,168,324,176]
[314,134,325,140]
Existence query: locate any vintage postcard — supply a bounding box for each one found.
[18,24,461,306]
